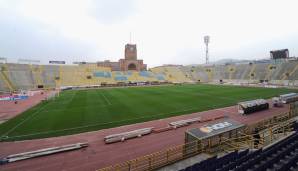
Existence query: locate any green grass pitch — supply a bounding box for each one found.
[0,84,296,141]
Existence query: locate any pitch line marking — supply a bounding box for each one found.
[2,108,199,140]
[100,90,112,105]
[2,101,236,140]
[1,90,78,137]
[2,94,253,140]
[1,101,51,137]
[42,103,111,113]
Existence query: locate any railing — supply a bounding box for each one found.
[220,118,294,152]
[220,133,265,152]
[98,141,204,171]
[99,130,271,171]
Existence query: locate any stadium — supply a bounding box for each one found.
[1,1,298,171]
[0,42,298,171]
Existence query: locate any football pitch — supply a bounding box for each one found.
[0,84,296,141]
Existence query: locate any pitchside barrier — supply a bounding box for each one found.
[0,90,46,101]
[0,94,28,101]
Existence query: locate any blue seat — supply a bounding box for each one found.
[139,71,152,77]
[238,149,249,158]
[192,163,201,170]
[156,74,165,80]
[185,166,192,171]
[115,76,127,81]
[93,71,111,78]
[177,133,298,171]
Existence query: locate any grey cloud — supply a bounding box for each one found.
[89,0,136,24]
[0,10,101,64]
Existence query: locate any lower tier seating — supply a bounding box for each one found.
[180,132,298,171]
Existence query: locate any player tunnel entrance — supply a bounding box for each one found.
[128,63,137,70]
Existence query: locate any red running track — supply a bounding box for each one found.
[0,91,55,123]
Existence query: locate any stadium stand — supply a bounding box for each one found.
[191,66,209,82]
[247,64,256,80]
[182,60,298,85]
[0,60,297,91]
[6,63,34,90]
[232,64,252,80]
[0,63,13,92]
[156,73,165,81]
[151,66,192,83]
[113,71,128,81]
[93,71,111,78]
[0,59,298,171]
[212,65,225,81]
[179,132,298,171]
[30,64,44,88]
[254,63,268,80]
[0,76,8,92]
[42,65,59,88]
[139,71,152,77]
[288,64,298,80]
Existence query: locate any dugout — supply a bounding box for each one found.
[184,118,245,155]
[238,99,269,115]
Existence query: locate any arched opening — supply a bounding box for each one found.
[128,63,137,70]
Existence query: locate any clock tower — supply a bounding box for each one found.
[98,43,147,71]
[125,44,137,60]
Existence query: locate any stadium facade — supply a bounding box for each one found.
[96,43,147,71]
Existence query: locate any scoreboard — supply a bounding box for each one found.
[270,49,289,59]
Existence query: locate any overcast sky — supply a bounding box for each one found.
[0,0,298,67]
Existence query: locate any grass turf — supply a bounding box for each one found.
[0,84,296,141]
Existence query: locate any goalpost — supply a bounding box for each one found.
[46,91,58,101]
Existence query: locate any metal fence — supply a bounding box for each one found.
[98,141,203,171]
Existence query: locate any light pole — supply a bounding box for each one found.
[204,36,210,64]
